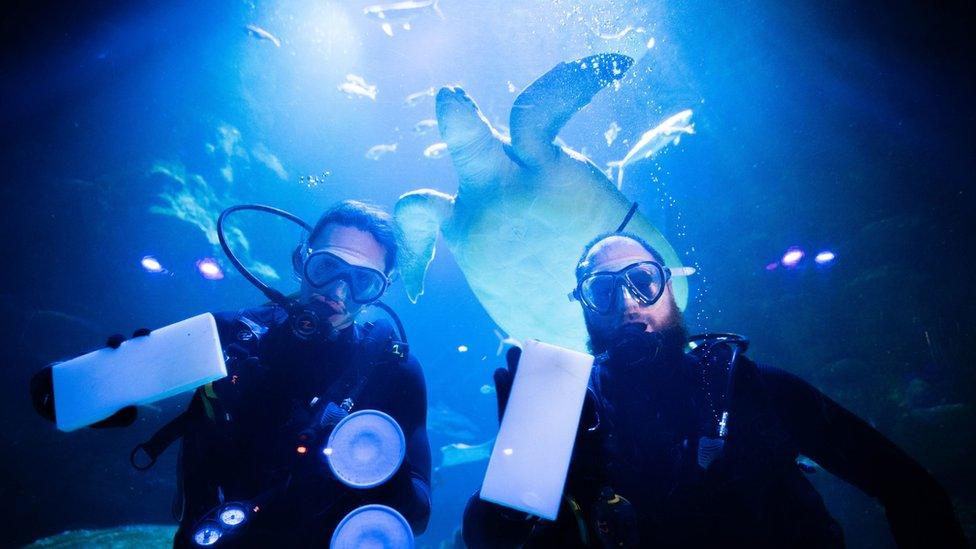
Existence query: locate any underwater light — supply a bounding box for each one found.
[196,258,224,280]
[457,345,469,353]
[141,255,165,273]
[814,251,836,264]
[218,503,249,528]
[781,247,804,267]
[192,521,222,546]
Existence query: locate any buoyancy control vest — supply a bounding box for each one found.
[129,308,408,526]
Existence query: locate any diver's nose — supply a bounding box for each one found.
[617,285,641,309]
[324,278,350,302]
[614,284,641,313]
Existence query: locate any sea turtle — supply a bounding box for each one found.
[395,53,688,351]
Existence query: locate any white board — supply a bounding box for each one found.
[53,313,226,432]
[479,340,594,520]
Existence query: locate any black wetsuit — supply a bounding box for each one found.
[463,348,965,548]
[173,305,431,547]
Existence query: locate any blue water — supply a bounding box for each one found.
[2,0,973,546]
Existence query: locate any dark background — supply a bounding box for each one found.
[2,0,973,546]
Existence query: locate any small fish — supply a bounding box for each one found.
[365,143,397,160]
[438,439,493,469]
[364,0,444,36]
[428,402,480,440]
[493,328,520,356]
[797,456,821,473]
[413,118,438,134]
[553,136,572,150]
[404,87,436,107]
[245,24,281,48]
[607,109,694,190]
[604,121,621,146]
[423,142,448,159]
[591,25,636,41]
[338,74,377,100]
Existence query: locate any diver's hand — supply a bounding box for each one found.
[28,328,150,427]
[92,328,151,428]
[29,363,56,422]
[222,343,263,390]
[493,347,521,423]
[105,327,151,349]
[89,328,150,429]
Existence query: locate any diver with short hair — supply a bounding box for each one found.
[462,232,965,548]
[172,200,431,546]
[31,200,432,547]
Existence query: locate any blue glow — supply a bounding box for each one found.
[196,258,224,280]
[815,251,836,265]
[140,255,165,273]
[192,523,222,546]
[781,247,804,268]
[218,503,248,528]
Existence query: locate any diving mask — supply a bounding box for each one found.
[301,250,390,304]
[570,261,671,315]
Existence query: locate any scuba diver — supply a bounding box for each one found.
[30,200,431,547]
[462,232,966,548]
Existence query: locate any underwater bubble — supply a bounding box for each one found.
[301,172,332,188]
[457,345,469,353]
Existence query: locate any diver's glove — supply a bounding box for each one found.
[492,347,521,423]
[28,328,150,428]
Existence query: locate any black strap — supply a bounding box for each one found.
[131,410,191,470]
[333,319,405,413]
[615,202,639,233]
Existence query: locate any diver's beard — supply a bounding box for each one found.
[585,300,688,360]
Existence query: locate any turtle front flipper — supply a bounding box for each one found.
[394,189,455,302]
[510,53,633,167]
[437,86,509,190]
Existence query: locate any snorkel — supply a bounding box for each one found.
[216,204,408,343]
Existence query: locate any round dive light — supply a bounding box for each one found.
[330,504,414,549]
[326,409,406,489]
[192,521,223,546]
[218,502,249,528]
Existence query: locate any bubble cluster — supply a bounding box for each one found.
[299,172,331,188]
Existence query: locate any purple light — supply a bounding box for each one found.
[814,250,836,265]
[781,247,804,268]
[765,262,778,271]
[196,258,224,280]
[141,255,165,273]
